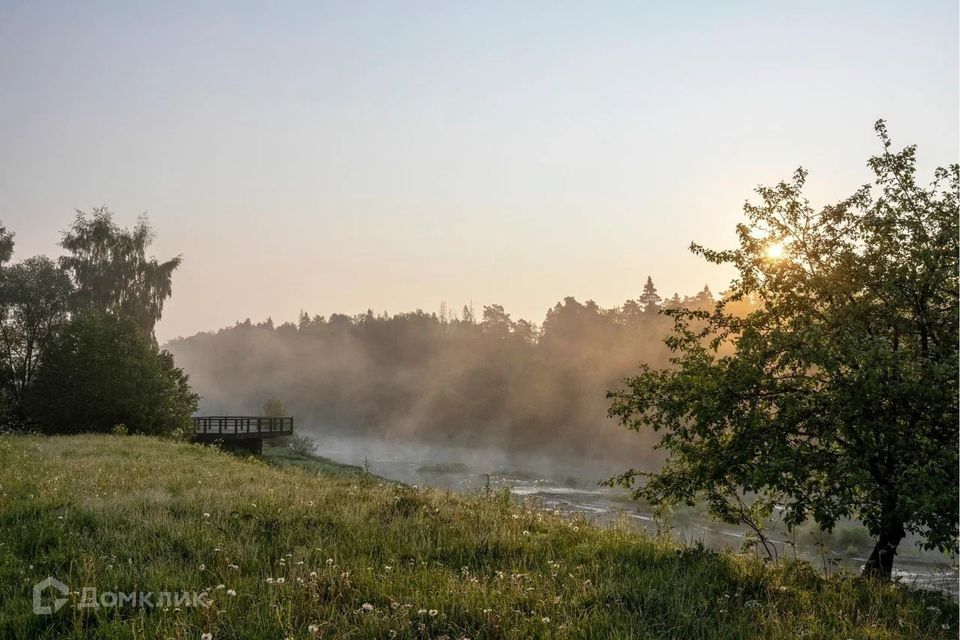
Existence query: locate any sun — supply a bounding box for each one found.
[766,241,786,260]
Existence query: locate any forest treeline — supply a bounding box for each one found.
[167,280,751,463]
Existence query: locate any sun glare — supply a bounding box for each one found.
[766,242,786,260]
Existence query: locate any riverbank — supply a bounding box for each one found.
[0,434,954,639]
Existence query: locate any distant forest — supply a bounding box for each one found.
[168,279,754,464]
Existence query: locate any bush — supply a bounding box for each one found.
[25,312,198,435]
[287,434,316,457]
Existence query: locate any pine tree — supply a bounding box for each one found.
[638,276,662,314]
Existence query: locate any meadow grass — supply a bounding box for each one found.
[0,434,954,639]
[260,444,365,476]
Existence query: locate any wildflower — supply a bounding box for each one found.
[199,564,206,571]
[203,513,210,518]
[326,558,334,565]
[226,589,236,597]
[522,530,530,536]
[541,617,550,623]
[201,634,213,640]
[309,571,318,578]
[308,624,320,634]
[418,609,427,615]
[276,577,285,585]
[429,609,438,617]
[228,564,239,570]
[361,602,374,612]
[266,578,275,584]
[215,584,225,590]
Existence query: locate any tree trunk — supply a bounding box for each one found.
[862,520,905,580]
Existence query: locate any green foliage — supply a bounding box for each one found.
[0,434,953,639]
[608,122,959,579]
[286,433,316,457]
[25,312,198,435]
[59,207,181,336]
[0,222,14,266]
[0,256,73,417]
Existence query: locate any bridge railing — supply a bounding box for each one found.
[192,416,294,436]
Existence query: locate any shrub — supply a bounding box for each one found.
[287,433,316,457]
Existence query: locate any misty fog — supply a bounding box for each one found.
[167,284,727,469]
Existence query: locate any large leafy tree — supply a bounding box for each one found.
[608,122,958,580]
[26,311,198,436]
[59,207,181,336]
[0,257,73,412]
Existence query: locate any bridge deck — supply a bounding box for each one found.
[192,416,293,441]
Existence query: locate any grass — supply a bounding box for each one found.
[260,443,365,476]
[417,463,471,475]
[0,434,955,639]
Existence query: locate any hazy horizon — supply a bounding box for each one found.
[1,1,957,342]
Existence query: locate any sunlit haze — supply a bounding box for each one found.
[1,1,956,341]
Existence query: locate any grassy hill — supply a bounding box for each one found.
[0,434,954,639]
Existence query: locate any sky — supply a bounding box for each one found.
[0,1,956,342]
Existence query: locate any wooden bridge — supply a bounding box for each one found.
[192,416,293,454]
